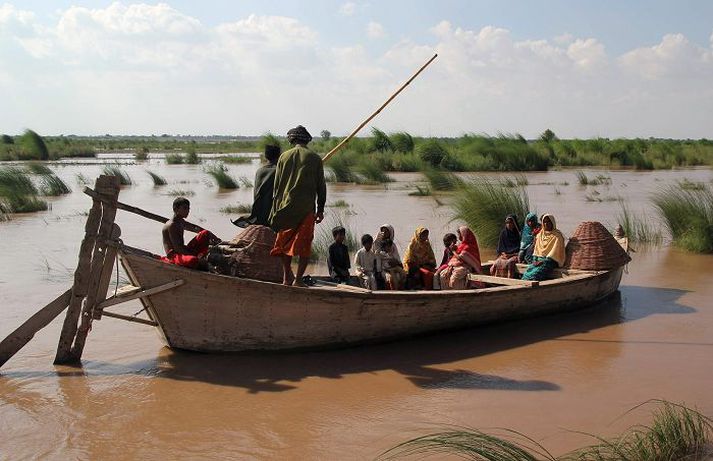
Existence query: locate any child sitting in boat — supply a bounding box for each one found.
[327,226,351,284]
[161,197,220,270]
[354,234,382,290]
[439,233,458,267]
[374,224,406,290]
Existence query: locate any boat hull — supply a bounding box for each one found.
[120,252,624,352]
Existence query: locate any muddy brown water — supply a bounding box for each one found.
[1,156,712,460]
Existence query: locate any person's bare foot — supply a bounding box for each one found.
[292,279,308,288]
[282,272,295,285]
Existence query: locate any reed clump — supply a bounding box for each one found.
[616,203,662,245]
[205,163,239,189]
[451,177,530,247]
[221,155,252,164]
[26,162,53,175]
[102,165,132,185]
[219,203,252,214]
[165,153,185,164]
[146,170,167,186]
[40,175,71,196]
[328,199,350,208]
[652,185,713,253]
[379,400,713,461]
[134,147,149,161]
[422,168,461,191]
[357,161,393,184]
[408,185,432,196]
[0,167,48,213]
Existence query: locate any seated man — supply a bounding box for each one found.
[162,197,220,270]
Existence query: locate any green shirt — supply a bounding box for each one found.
[269,145,326,231]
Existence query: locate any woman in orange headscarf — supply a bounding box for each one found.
[439,226,483,290]
[403,227,437,290]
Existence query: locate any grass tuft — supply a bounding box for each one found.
[409,185,432,196]
[380,401,712,461]
[165,189,195,197]
[328,199,350,208]
[652,184,713,253]
[357,161,393,184]
[576,171,611,186]
[616,203,662,245]
[26,162,53,175]
[146,170,167,186]
[221,155,253,164]
[451,177,530,247]
[102,165,132,185]
[40,175,71,196]
[165,153,185,164]
[219,203,252,214]
[238,176,253,188]
[423,168,461,191]
[0,167,48,212]
[205,163,239,189]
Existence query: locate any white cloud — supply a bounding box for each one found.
[339,2,356,17]
[0,3,712,138]
[366,21,384,39]
[619,33,713,80]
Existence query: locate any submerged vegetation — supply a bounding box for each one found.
[146,170,167,186]
[451,177,530,247]
[653,184,713,253]
[616,203,663,245]
[102,165,132,186]
[219,203,251,214]
[380,401,713,461]
[0,167,48,213]
[40,175,71,196]
[205,163,239,189]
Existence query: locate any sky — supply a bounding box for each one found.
[1,1,712,138]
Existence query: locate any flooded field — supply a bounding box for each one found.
[1,155,712,459]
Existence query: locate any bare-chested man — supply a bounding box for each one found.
[162,197,219,270]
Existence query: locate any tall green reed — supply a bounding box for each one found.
[102,165,132,185]
[205,163,239,189]
[451,177,530,248]
[652,185,713,253]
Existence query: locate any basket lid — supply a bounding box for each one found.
[565,221,631,270]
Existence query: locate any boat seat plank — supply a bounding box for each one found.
[468,274,539,287]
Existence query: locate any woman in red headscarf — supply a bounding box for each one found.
[438,226,483,290]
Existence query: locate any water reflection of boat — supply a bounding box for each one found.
[118,244,625,352]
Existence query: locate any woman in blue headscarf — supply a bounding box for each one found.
[518,212,541,264]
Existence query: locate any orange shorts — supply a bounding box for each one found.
[270,213,315,258]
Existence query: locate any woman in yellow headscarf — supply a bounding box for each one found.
[403,227,437,290]
[521,213,566,281]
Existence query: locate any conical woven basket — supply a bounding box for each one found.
[228,225,282,282]
[565,221,631,270]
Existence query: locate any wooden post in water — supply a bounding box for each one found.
[54,175,120,364]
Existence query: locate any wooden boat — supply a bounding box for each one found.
[0,176,627,368]
[118,244,625,352]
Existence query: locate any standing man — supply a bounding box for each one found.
[233,144,281,228]
[269,125,326,286]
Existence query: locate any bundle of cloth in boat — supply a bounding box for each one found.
[224,225,283,282]
[564,221,632,270]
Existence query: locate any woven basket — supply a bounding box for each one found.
[227,225,282,282]
[565,221,631,270]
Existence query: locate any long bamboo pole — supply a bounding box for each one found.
[322,53,438,163]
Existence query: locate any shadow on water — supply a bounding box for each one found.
[0,285,697,395]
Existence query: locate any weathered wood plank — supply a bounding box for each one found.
[92,224,121,319]
[468,274,539,287]
[0,289,71,368]
[54,176,111,364]
[70,178,121,360]
[101,311,157,327]
[95,279,184,310]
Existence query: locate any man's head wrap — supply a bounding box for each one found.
[286,125,312,145]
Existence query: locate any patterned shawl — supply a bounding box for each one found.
[453,226,482,272]
[403,226,436,272]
